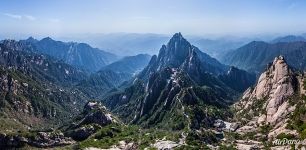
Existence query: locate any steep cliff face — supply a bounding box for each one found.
[235,56,303,138]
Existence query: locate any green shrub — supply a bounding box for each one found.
[276,133,295,139]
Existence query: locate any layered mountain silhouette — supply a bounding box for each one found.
[221,41,306,74]
[100,54,151,76]
[22,37,118,72]
[2,33,306,149]
[271,35,306,43]
[76,54,151,99]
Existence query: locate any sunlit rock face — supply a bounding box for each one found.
[236,56,303,138]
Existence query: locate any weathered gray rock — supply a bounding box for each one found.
[66,101,117,141]
[29,131,75,148]
[240,56,299,125]
[152,140,180,150]
[235,56,304,139]
[69,125,97,141]
[0,131,74,148]
[79,101,115,127]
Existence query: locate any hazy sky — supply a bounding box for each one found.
[1,0,306,38]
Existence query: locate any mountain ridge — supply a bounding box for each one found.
[22,37,118,72]
[0,40,90,132]
[221,41,306,74]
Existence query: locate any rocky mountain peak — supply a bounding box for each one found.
[41,37,54,42]
[255,55,292,99]
[138,33,199,81]
[25,37,38,43]
[156,33,193,69]
[1,39,27,52]
[235,55,303,138]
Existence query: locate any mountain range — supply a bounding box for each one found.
[0,40,90,132]
[61,33,252,60]
[22,37,118,72]
[221,41,306,74]
[1,33,306,149]
[270,35,306,43]
[100,54,151,76]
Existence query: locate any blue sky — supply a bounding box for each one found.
[1,0,306,38]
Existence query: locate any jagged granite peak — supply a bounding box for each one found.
[156,32,192,69]
[249,55,295,100]
[102,33,248,130]
[138,33,254,92]
[235,55,303,138]
[139,33,229,81]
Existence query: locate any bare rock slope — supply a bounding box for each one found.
[235,56,304,138]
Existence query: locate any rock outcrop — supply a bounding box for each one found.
[66,101,117,141]
[0,131,74,148]
[235,56,303,138]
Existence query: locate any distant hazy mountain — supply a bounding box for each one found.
[100,54,151,76]
[61,33,169,56]
[22,37,118,72]
[221,41,306,74]
[59,33,250,60]
[271,35,306,43]
[76,54,151,99]
[188,37,250,60]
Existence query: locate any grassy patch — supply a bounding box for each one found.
[78,124,182,149]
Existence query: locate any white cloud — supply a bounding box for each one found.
[3,13,36,21]
[24,15,36,21]
[3,13,22,19]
